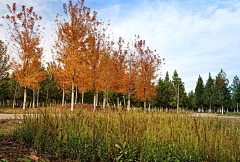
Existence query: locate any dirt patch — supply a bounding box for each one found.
[0,119,81,161]
[0,119,21,135]
[0,135,68,162]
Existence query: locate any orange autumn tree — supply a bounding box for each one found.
[74,64,91,104]
[3,3,46,109]
[87,19,111,111]
[122,38,139,111]
[109,37,126,109]
[133,37,164,112]
[53,0,97,111]
[99,40,114,111]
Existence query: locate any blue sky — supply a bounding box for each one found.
[0,0,240,93]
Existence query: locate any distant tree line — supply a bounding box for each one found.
[155,69,240,113]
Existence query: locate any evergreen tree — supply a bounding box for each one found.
[170,70,184,109]
[236,83,240,100]
[235,83,240,112]
[212,69,229,114]
[155,71,174,109]
[231,76,239,111]
[203,73,214,111]
[0,77,10,106]
[8,74,23,108]
[164,72,175,109]
[187,90,196,110]
[195,75,204,111]
[155,78,164,108]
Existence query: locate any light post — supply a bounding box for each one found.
[177,82,184,113]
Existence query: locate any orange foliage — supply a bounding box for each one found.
[109,37,126,94]
[3,3,46,89]
[53,0,97,111]
[133,36,164,102]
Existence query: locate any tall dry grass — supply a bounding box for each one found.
[14,107,240,161]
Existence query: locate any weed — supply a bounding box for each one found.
[16,158,30,162]
[1,147,10,151]
[14,108,240,161]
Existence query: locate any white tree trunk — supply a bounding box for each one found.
[23,87,27,109]
[12,99,15,108]
[32,88,36,108]
[37,88,39,107]
[103,91,106,112]
[222,104,224,114]
[93,90,96,112]
[71,77,74,112]
[144,101,146,111]
[148,100,151,113]
[62,84,65,106]
[127,89,131,111]
[75,87,77,104]
[106,89,109,107]
[96,92,98,106]
[13,81,18,108]
[82,92,84,104]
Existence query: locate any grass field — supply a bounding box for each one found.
[1,105,240,161]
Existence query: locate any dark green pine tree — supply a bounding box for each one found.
[187,90,196,111]
[155,71,174,109]
[231,76,239,111]
[195,75,204,112]
[170,70,184,110]
[203,73,214,112]
[163,71,175,109]
[212,69,230,114]
[235,82,240,112]
[155,77,164,108]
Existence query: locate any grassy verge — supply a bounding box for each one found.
[11,107,240,161]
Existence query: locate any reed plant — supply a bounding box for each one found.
[13,107,240,161]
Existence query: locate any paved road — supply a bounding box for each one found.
[0,114,24,119]
[1,113,240,120]
[0,114,42,119]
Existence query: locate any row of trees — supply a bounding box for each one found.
[193,69,239,113]
[2,63,239,113]
[155,69,240,113]
[0,0,164,112]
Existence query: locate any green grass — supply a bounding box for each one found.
[13,108,240,161]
